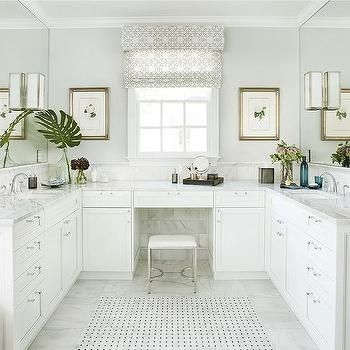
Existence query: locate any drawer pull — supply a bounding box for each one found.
[26,218,34,223]
[277,232,284,237]
[27,266,41,277]
[312,298,321,304]
[276,219,284,224]
[313,271,321,277]
[234,192,238,195]
[313,244,322,251]
[64,219,71,224]
[27,298,36,303]
[306,291,313,296]
[63,231,71,237]
[308,215,322,224]
[244,192,248,195]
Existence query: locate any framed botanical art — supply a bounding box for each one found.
[322,89,350,140]
[0,88,25,139]
[239,87,280,140]
[69,87,109,140]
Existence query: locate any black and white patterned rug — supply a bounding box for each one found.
[78,296,274,349]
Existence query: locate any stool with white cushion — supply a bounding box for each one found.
[147,235,197,294]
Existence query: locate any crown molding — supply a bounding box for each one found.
[47,16,299,29]
[303,17,350,28]
[17,0,50,28]
[297,0,330,26]
[0,19,45,29]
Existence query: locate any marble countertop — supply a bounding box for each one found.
[1,180,349,223]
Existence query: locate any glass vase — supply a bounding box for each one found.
[0,143,17,168]
[281,162,294,186]
[76,169,87,185]
[49,149,72,184]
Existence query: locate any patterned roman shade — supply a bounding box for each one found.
[121,25,224,88]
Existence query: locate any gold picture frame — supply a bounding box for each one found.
[0,88,25,140]
[69,87,109,140]
[239,87,280,141]
[322,89,350,141]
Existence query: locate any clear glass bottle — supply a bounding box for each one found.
[300,156,309,187]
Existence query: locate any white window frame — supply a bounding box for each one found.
[127,88,219,165]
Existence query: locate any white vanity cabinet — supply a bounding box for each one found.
[44,192,82,315]
[213,191,265,279]
[82,190,132,279]
[267,192,345,350]
[0,190,83,350]
[269,213,287,290]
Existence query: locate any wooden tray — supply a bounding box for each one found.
[183,177,224,186]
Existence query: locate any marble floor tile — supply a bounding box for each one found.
[29,261,318,350]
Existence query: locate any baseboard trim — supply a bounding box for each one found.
[213,271,268,280]
[79,271,133,280]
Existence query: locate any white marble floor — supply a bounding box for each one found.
[29,262,318,350]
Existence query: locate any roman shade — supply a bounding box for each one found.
[121,25,224,88]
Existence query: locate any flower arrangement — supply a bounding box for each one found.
[331,141,350,167]
[71,157,90,184]
[270,140,302,186]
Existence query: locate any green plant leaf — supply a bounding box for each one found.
[35,109,82,149]
[0,110,32,148]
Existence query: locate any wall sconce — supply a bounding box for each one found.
[304,71,340,111]
[9,72,45,111]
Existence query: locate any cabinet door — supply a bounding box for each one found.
[62,212,78,290]
[45,223,62,307]
[286,223,306,313]
[270,215,287,289]
[215,208,265,271]
[83,208,132,271]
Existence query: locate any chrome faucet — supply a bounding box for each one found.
[10,173,28,194]
[321,172,338,194]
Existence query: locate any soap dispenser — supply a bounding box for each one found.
[300,156,308,187]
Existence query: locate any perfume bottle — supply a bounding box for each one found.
[171,168,178,184]
[300,156,309,187]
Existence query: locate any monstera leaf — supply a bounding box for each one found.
[35,109,81,149]
[35,109,82,184]
[0,109,33,168]
[0,109,32,147]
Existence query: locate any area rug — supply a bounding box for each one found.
[77,296,274,349]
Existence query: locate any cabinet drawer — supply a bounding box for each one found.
[134,190,213,208]
[215,191,264,207]
[16,289,42,341]
[14,213,42,238]
[305,213,336,252]
[15,258,44,306]
[14,234,44,278]
[304,262,335,307]
[304,234,335,279]
[83,190,131,208]
[45,191,81,230]
[306,290,334,345]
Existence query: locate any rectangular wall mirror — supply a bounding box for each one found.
[0,0,49,168]
[300,0,350,167]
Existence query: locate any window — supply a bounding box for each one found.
[128,88,219,161]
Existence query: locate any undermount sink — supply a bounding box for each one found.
[288,191,334,201]
[17,189,63,201]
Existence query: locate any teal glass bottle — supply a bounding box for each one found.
[300,156,308,187]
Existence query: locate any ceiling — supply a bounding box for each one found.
[1,0,341,29]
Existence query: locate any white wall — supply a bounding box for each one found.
[48,27,300,167]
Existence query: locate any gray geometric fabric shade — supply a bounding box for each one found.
[121,25,224,88]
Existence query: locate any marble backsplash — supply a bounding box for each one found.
[0,163,48,191]
[85,161,281,182]
[137,208,210,264]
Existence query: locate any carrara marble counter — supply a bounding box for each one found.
[1,180,350,223]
